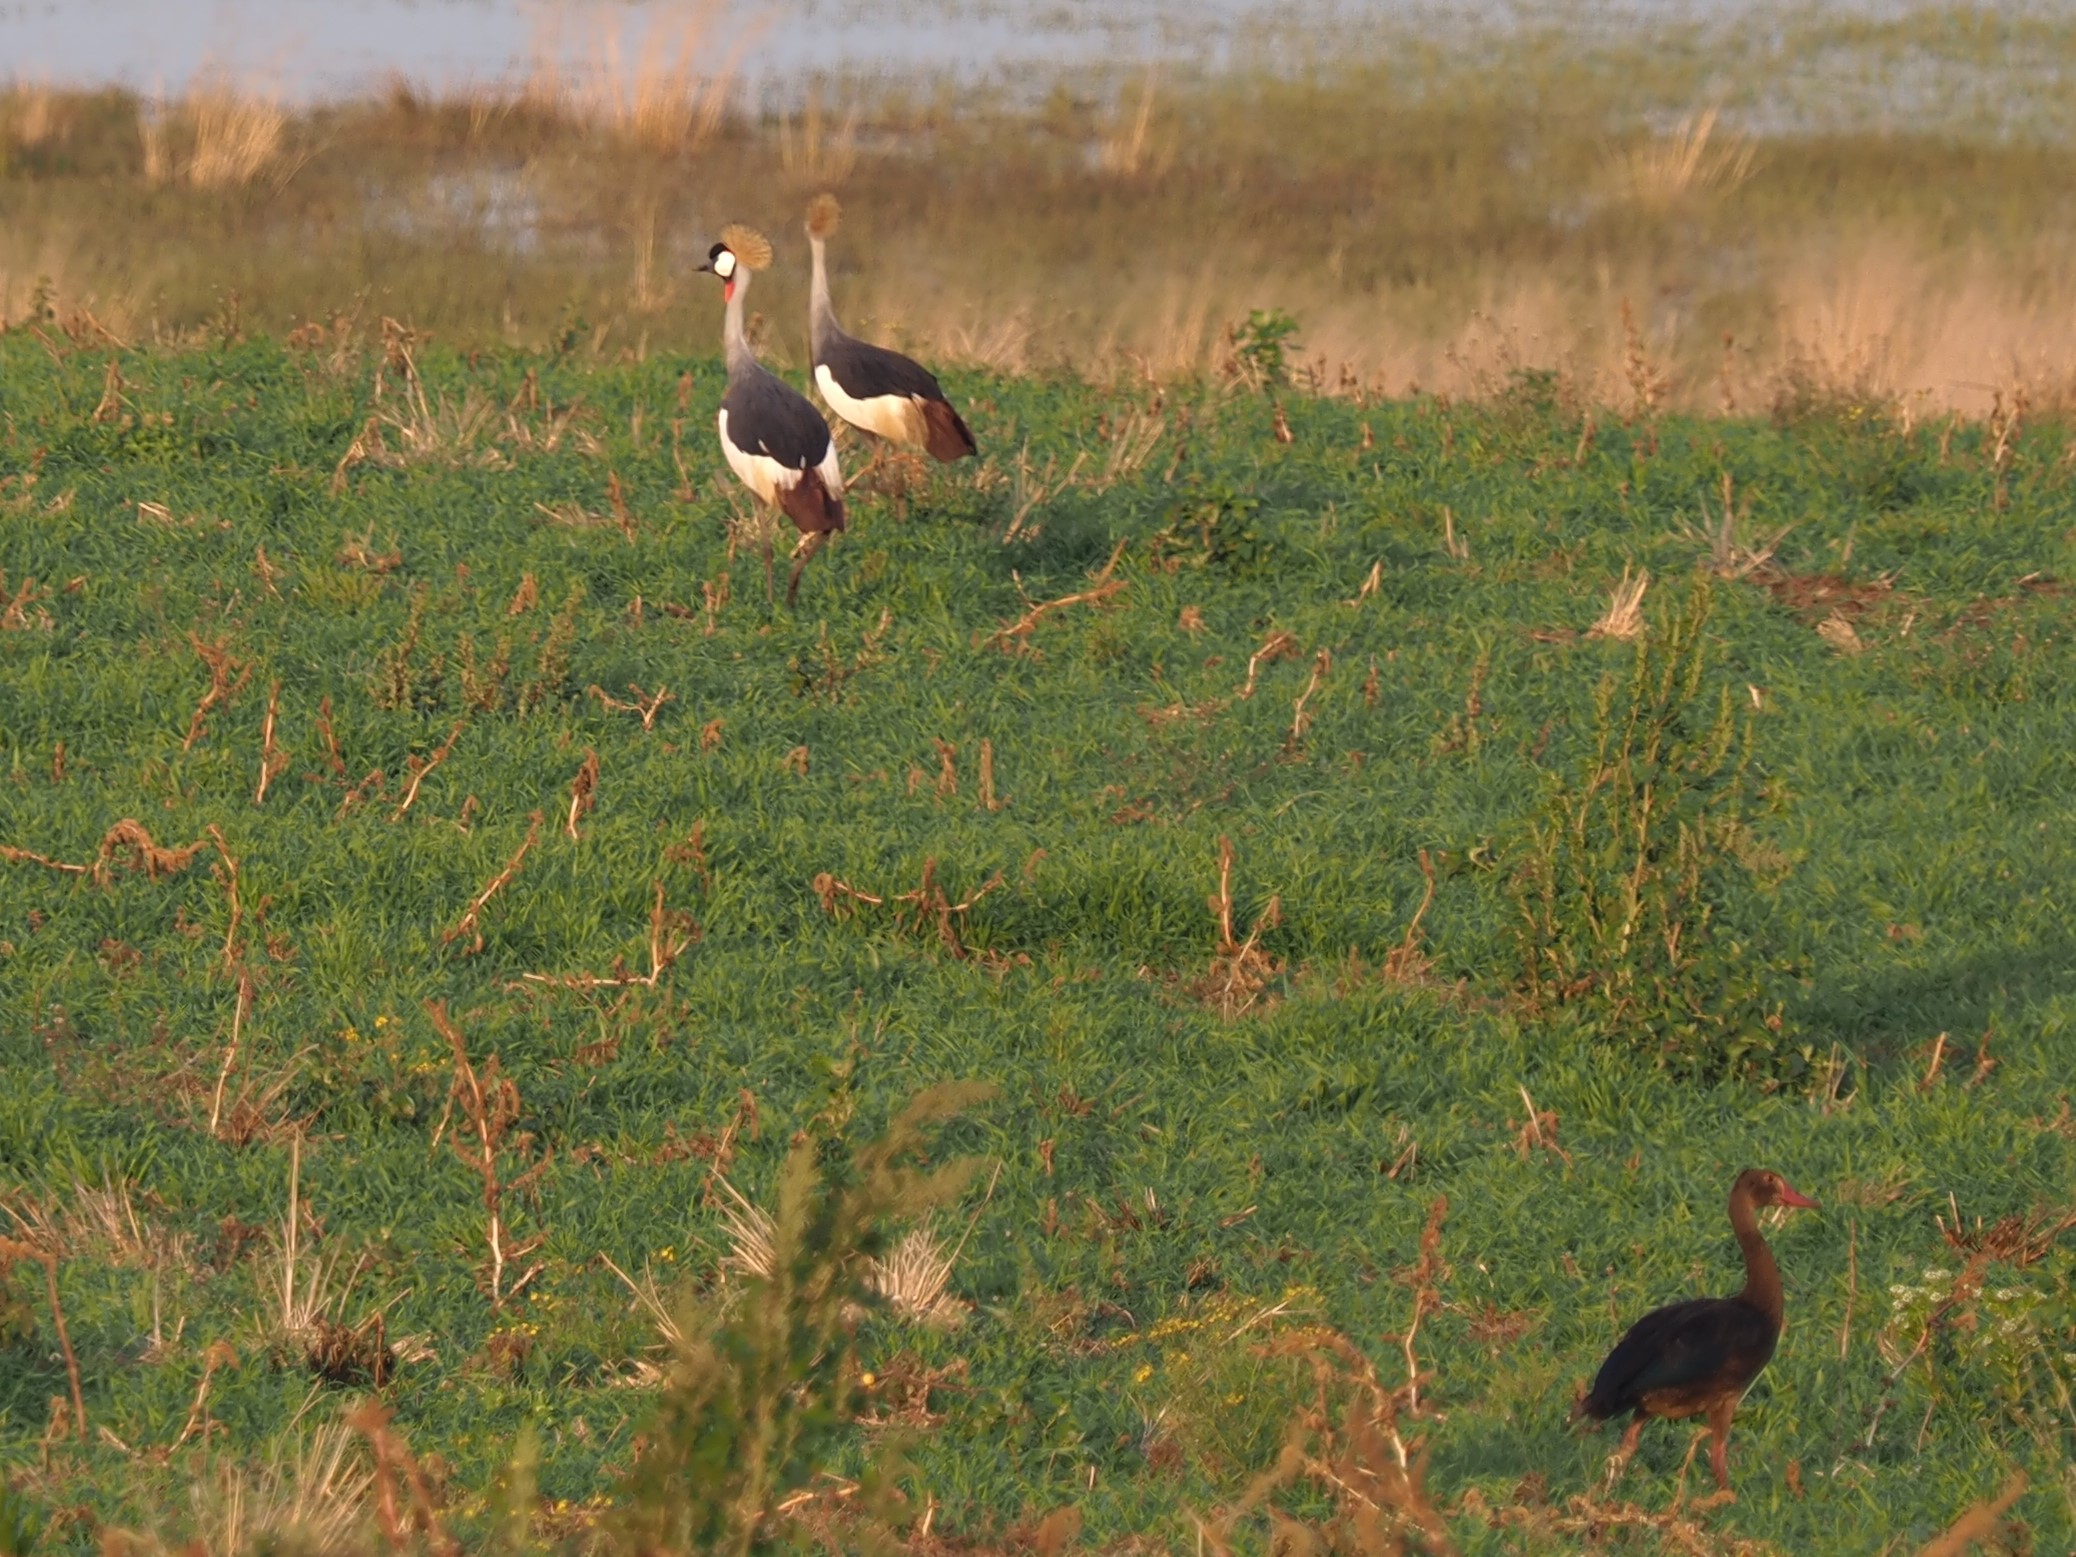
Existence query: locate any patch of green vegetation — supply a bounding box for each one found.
[1,327,2074,1552]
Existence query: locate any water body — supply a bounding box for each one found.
[0,0,1933,102]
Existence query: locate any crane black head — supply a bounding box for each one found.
[698,224,773,301]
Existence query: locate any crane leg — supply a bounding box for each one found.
[786,530,828,606]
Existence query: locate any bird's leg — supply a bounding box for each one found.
[1705,1398,1737,1496]
[856,435,888,489]
[786,530,828,606]
[1605,1416,1647,1487]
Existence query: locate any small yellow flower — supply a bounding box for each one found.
[1133,1363,1154,1383]
[658,1246,676,1262]
[859,1371,876,1388]
[374,1014,391,1028]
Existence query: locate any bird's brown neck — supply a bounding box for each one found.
[1729,1185,1784,1327]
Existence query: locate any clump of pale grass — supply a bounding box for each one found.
[861,1221,969,1329]
[138,77,288,192]
[136,77,287,191]
[1610,107,1755,209]
[525,2,744,153]
[704,1168,989,1329]
[1588,564,1650,640]
[189,80,287,189]
[3,1173,192,1272]
[1682,471,1793,580]
[1097,73,1172,179]
[5,81,65,149]
[256,1136,422,1385]
[778,88,859,186]
[712,1173,777,1283]
[186,1411,374,1557]
[1816,613,1866,655]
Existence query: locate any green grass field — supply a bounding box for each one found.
[2,324,2073,1553]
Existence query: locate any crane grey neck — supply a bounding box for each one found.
[808,236,841,360]
[723,269,757,378]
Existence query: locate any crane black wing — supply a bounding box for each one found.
[1581,1298,1777,1419]
[817,331,949,405]
[721,367,833,470]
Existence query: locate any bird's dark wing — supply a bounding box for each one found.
[721,368,833,470]
[1581,1298,1777,1419]
[818,332,949,404]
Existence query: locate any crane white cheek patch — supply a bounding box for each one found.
[713,250,737,280]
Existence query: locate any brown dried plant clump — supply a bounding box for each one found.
[427,1002,550,1309]
[1588,564,1650,640]
[1204,1201,1457,1556]
[3,819,207,886]
[810,857,1007,960]
[1190,836,1282,1018]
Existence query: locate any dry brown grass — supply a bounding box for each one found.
[1588,565,1650,641]
[521,0,746,154]
[11,22,2076,417]
[137,77,288,191]
[1608,107,1757,210]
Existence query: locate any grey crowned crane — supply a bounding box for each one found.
[698,224,846,605]
[804,194,977,464]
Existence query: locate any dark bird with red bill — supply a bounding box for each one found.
[1574,1167,1820,1494]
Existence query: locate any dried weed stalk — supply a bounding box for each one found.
[1380,851,1438,984]
[348,1402,460,1557]
[5,818,207,886]
[253,681,289,804]
[0,1236,87,1440]
[811,858,1006,960]
[981,540,1129,651]
[565,749,600,839]
[390,721,466,822]
[588,682,673,730]
[427,1002,550,1309]
[1287,648,1332,752]
[1192,836,1282,1018]
[183,634,251,751]
[1912,1472,2029,1557]
[1205,1329,1457,1557]
[443,811,541,953]
[520,881,695,991]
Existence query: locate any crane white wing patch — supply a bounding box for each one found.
[718,408,803,506]
[816,365,929,446]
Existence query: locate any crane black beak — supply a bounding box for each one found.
[696,258,714,274]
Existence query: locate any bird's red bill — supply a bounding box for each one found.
[724,279,736,303]
[1777,1183,1819,1209]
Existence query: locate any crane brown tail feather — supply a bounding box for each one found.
[778,469,846,535]
[922,398,978,462]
